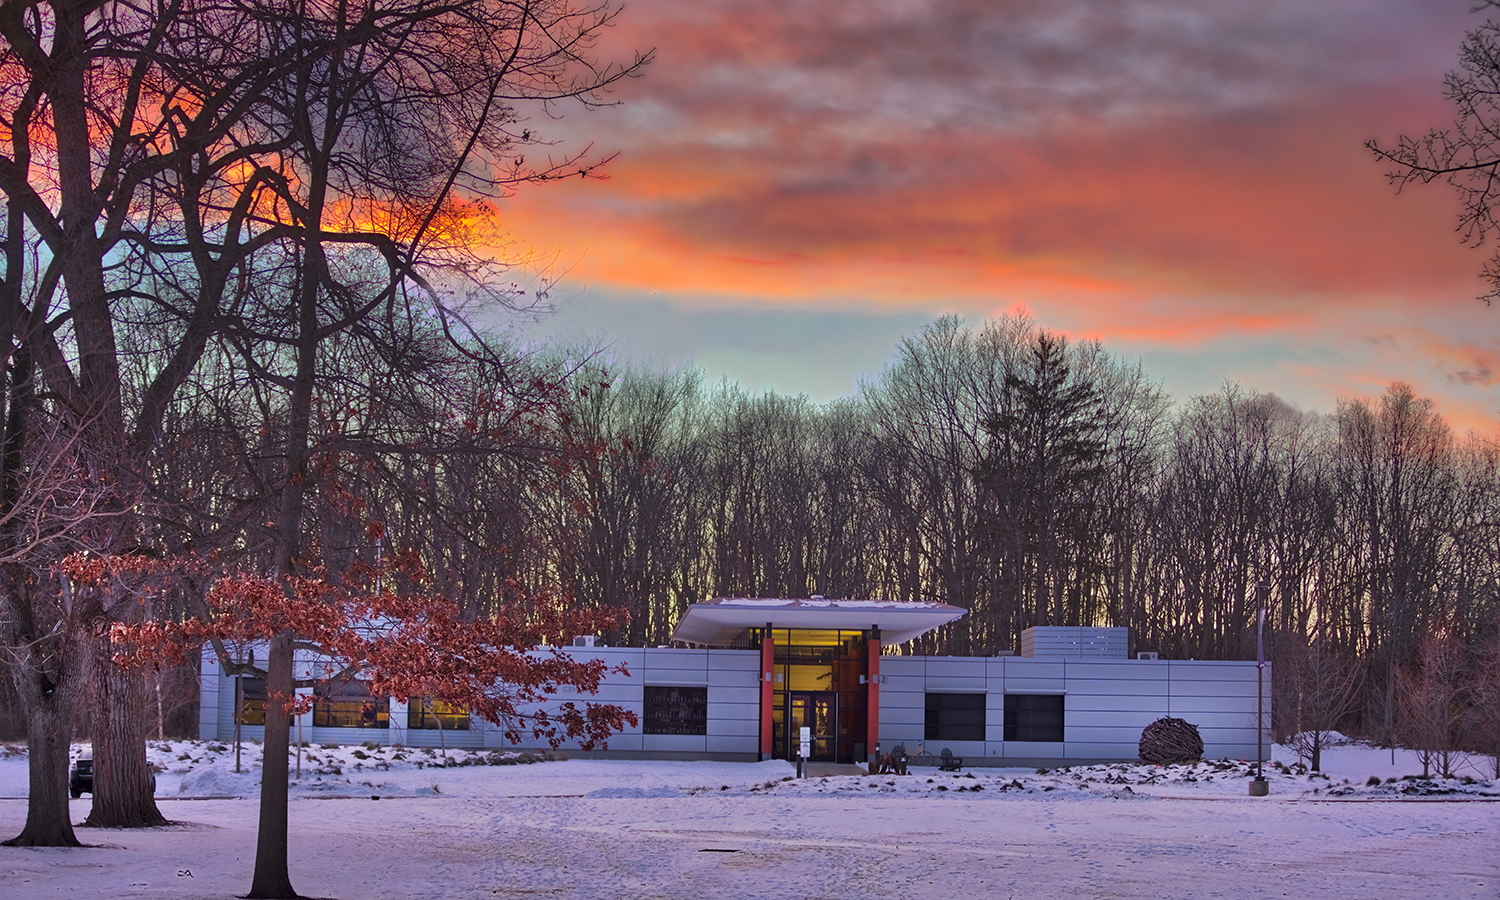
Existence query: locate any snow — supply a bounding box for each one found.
[0,737,1495,899]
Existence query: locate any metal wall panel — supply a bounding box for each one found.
[1002,740,1063,758]
[1058,661,1167,681]
[707,734,759,754]
[1063,742,1139,758]
[881,675,927,693]
[1168,661,1260,680]
[1064,709,1170,729]
[878,722,925,743]
[642,733,709,753]
[705,715,760,737]
[918,739,985,760]
[921,676,988,692]
[880,659,925,676]
[1066,695,1171,714]
[403,729,483,750]
[880,704,926,726]
[709,686,762,706]
[641,649,711,670]
[920,658,987,678]
[1062,678,1170,696]
[1168,695,1257,715]
[1062,725,1150,744]
[996,660,1066,679]
[1001,677,1068,693]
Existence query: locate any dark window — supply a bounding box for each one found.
[408,698,471,731]
[643,685,708,735]
[1004,694,1064,742]
[313,679,389,729]
[238,677,266,726]
[924,693,985,742]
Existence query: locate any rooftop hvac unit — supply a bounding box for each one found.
[572,635,598,648]
[1137,651,1159,660]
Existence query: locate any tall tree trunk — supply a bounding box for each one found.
[2,577,82,847]
[84,650,166,828]
[248,630,296,899]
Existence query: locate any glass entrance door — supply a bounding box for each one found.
[787,692,836,762]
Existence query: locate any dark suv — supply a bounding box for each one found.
[70,755,157,798]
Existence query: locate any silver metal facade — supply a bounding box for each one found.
[201,646,1267,765]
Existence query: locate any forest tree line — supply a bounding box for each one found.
[536,314,1499,764]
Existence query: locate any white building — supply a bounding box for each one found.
[200,599,1270,766]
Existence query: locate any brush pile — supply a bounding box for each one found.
[1138,717,1204,764]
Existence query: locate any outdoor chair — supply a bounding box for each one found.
[939,747,962,771]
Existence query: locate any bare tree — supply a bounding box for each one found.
[1275,630,1363,772]
[1396,630,1469,779]
[1369,1,1500,301]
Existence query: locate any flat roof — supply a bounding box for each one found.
[670,597,967,647]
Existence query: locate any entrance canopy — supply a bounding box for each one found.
[670,597,966,647]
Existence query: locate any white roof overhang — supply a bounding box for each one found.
[670,598,967,647]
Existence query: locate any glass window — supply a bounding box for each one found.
[238,677,266,726]
[924,693,985,742]
[312,679,389,729]
[643,685,708,735]
[1003,694,1064,742]
[408,698,471,731]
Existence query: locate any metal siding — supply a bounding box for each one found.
[1059,660,1166,680]
[638,671,712,687]
[705,650,760,671]
[574,683,644,704]
[642,733,709,753]
[707,734,759,754]
[1003,741,1063,758]
[1170,711,1258,729]
[1066,695,1170,715]
[1064,709,1170,729]
[881,675,927,693]
[918,658,987,678]
[706,667,757,688]
[601,733,644,752]
[1003,677,1067,693]
[705,716,760,737]
[641,649,711,670]
[404,729,482,750]
[878,723,924,743]
[1168,661,1260,681]
[921,739,985,759]
[709,685,762,705]
[1064,742,1139,759]
[707,701,761,724]
[1063,678,1170,696]
[880,659,925,677]
[998,660,1066,679]
[921,676,988,692]
[1168,696,1257,715]
[1062,725,1148,743]
[880,704,926,726]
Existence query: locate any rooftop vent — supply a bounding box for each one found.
[1021,626,1129,658]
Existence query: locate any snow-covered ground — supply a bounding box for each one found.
[0,736,1495,899]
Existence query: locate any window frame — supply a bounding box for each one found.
[642,685,708,736]
[923,692,986,742]
[312,678,390,729]
[1003,693,1065,743]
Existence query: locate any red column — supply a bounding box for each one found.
[759,626,775,760]
[866,628,881,764]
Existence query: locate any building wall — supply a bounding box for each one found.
[878,655,1270,765]
[200,646,1267,765]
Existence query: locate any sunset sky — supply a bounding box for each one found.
[504,0,1500,434]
